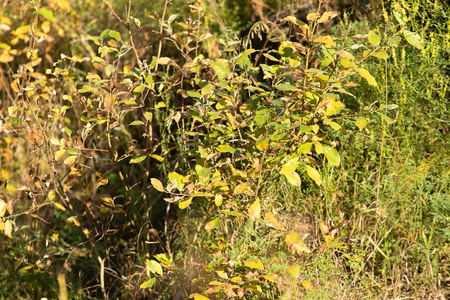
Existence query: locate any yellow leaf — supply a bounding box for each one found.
[282,171,301,186]
[318,11,339,23]
[192,292,212,299]
[52,202,66,211]
[265,212,286,231]
[248,199,261,221]
[64,155,77,165]
[301,281,315,290]
[314,35,336,47]
[205,218,219,231]
[288,264,300,278]
[234,182,247,194]
[0,200,6,217]
[305,165,322,185]
[243,259,264,270]
[11,79,20,93]
[306,13,320,21]
[150,178,165,192]
[214,194,223,206]
[178,197,192,209]
[216,270,228,280]
[67,216,80,227]
[246,285,262,293]
[292,242,312,254]
[4,220,12,238]
[255,137,269,151]
[230,276,244,284]
[357,68,377,86]
[54,149,66,161]
[285,231,301,245]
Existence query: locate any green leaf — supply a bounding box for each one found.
[168,172,185,191]
[129,120,145,126]
[236,49,256,65]
[275,84,296,91]
[209,59,230,80]
[306,165,322,185]
[216,144,236,154]
[100,29,110,41]
[147,259,163,275]
[256,137,269,151]
[150,178,165,192]
[282,171,301,186]
[403,30,423,49]
[357,68,377,86]
[377,112,395,124]
[205,218,220,231]
[108,30,121,41]
[38,8,56,22]
[221,210,244,216]
[323,145,340,166]
[355,116,368,130]
[130,154,146,164]
[368,30,381,46]
[140,278,156,289]
[297,143,312,154]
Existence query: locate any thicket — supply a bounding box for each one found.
[0,0,448,299]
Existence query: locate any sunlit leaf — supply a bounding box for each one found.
[301,281,315,290]
[323,145,340,166]
[306,165,322,185]
[248,198,261,221]
[371,51,389,60]
[0,200,6,217]
[52,202,66,211]
[368,30,381,46]
[130,154,146,163]
[178,197,192,209]
[38,8,56,22]
[140,278,156,289]
[189,293,210,300]
[205,218,220,231]
[355,116,368,130]
[64,156,77,165]
[357,68,377,86]
[403,30,423,49]
[288,264,300,278]
[217,144,236,154]
[243,260,264,270]
[216,270,228,279]
[314,35,336,47]
[265,212,286,231]
[150,178,165,192]
[146,259,163,275]
[4,220,12,238]
[255,137,269,151]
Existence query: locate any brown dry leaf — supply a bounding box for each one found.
[319,221,329,234]
[104,94,114,111]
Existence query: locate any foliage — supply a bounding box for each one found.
[0,0,448,299]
